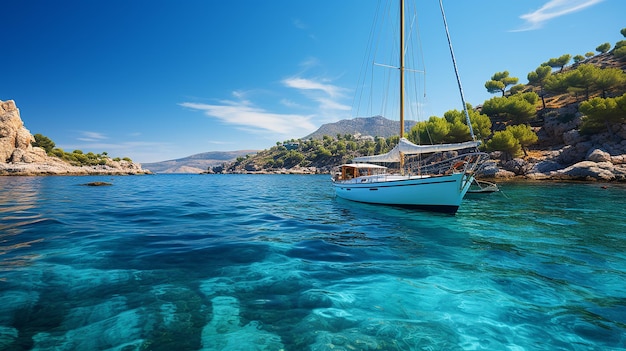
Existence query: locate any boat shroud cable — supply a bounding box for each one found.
[439,0,476,141]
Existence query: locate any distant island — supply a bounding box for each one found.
[142,151,257,174]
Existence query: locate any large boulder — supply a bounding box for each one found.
[556,142,593,165]
[0,100,35,162]
[503,158,531,175]
[586,148,611,163]
[553,161,617,181]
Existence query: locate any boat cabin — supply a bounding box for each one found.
[335,163,387,181]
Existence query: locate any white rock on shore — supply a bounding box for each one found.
[0,99,149,176]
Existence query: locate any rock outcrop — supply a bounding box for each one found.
[0,100,45,163]
[481,109,626,182]
[0,99,149,176]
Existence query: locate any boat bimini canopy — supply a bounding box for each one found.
[352,137,481,163]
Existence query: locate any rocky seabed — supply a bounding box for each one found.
[0,257,403,350]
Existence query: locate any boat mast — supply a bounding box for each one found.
[399,0,406,171]
[439,0,475,141]
[399,0,405,139]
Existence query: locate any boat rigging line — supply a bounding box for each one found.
[439,0,476,141]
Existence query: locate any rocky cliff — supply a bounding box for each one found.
[0,99,149,175]
[476,104,626,181]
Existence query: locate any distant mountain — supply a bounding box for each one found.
[142,150,257,173]
[304,116,417,140]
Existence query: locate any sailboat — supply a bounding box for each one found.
[332,0,489,214]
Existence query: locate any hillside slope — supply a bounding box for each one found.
[142,150,257,173]
[304,116,416,140]
[216,49,626,180]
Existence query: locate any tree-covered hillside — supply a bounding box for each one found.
[215,28,626,174]
[304,116,417,140]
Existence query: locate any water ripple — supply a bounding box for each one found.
[0,176,624,350]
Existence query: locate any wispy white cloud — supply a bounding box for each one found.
[514,0,604,32]
[179,99,316,137]
[207,140,233,145]
[292,18,308,30]
[282,76,352,116]
[180,73,352,141]
[292,18,317,41]
[280,98,303,109]
[283,77,347,98]
[298,57,321,70]
[77,131,108,142]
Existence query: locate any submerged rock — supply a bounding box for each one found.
[31,309,145,351]
[0,327,18,349]
[200,296,284,351]
[81,182,113,186]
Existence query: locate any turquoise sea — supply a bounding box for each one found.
[1,174,625,351]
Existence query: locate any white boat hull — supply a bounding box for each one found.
[332,172,474,213]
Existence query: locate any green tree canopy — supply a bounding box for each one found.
[374,137,388,154]
[596,42,611,54]
[407,105,492,145]
[545,54,571,72]
[481,92,539,124]
[527,65,552,86]
[509,84,526,95]
[565,64,597,100]
[282,150,305,167]
[579,93,626,134]
[615,45,626,60]
[32,133,55,153]
[506,124,538,156]
[470,111,493,142]
[615,40,626,60]
[543,63,624,100]
[595,66,626,98]
[443,105,492,142]
[486,130,522,159]
[485,80,505,96]
[544,71,569,95]
[485,71,519,96]
[410,116,451,144]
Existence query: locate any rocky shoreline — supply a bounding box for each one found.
[211,102,626,182]
[206,161,626,182]
[0,161,150,176]
[3,97,625,180]
[1,99,150,176]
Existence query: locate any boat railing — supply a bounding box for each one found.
[332,173,389,183]
[407,151,490,176]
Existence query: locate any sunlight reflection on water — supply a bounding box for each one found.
[0,175,625,350]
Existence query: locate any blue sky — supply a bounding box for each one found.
[3,0,624,163]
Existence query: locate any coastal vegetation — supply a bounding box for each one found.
[32,133,132,166]
[218,28,626,174]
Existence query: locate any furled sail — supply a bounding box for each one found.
[352,138,481,163]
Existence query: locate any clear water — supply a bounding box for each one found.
[1,175,625,351]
